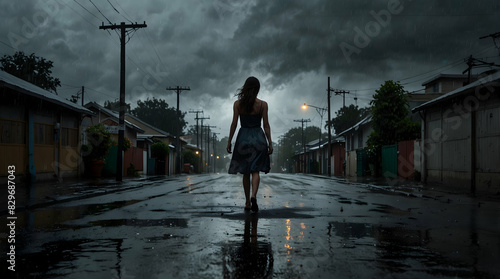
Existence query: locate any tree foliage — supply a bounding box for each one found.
[151,141,170,159]
[0,51,61,93]
[277,125,324,171]
[327,104,371,134]
[367,80,421,159]
[131,97,187,136]
[104,100,131,113]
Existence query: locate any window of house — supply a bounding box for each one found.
[432,82,440,93]
[0,119,26,144]
[34,123,54,145]
[61,127,78,147]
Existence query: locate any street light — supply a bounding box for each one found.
[301,103,328,174]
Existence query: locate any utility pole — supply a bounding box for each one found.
[198,116,210,172]
[480,31,500,55]
[294,118,311,173]
[203,125,216,172]
[189,110,203,148]
[212,132,220,173]
[81,86,84,106]
[100,21,147,182]
[335,89,350,108]
[167,86,191,174]
[327,77,334,177]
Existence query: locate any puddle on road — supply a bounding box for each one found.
[327,221,492,278]
[90,218,188,228]
[369,203,412,215]
[0,200,143,233]
[13,238,127,278]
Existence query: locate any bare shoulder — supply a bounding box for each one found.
[260,99,268,109]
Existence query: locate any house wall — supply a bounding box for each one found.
[1,91,81,178]
[423,86,500,194]
[397,140,415,179]
[332,143,345,176]
[424,78,468,94]
[345,150,357,177]
[0,102,27,175]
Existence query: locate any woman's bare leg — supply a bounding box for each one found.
[243,174,251,208]
[250,172,260,212]
[251,172,260,198]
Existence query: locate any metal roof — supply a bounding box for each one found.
[421,73,470,86]
[0,70,92,114]
[84,102,145,133]
[336,115,373,136]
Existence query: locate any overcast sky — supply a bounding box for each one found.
[1,0,499,142]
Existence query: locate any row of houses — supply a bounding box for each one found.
[294,71,500,195]
[0,70,200,182]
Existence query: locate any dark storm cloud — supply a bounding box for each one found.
[1,0,499,138]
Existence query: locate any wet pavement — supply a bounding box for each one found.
[1,173,499,278]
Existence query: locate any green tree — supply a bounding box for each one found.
[367,80,421,172]
[327,104,371,134]
[277,125,323,172]
[131,97,187,136]
[104,100,131,113]
[182,150,199,172]
[151,141,170,159]
[0,51,61,93]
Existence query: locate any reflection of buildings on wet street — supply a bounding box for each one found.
[1,173,499,278]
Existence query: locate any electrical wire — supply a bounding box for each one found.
[88,0,113,24]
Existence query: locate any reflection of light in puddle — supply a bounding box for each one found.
[283,219,308,262]
[285,219,293,241]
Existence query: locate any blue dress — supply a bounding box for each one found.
[228,112,270,174]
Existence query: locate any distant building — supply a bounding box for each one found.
[294,137,345,176]
[83,102,144,176]
[125,113,189,175]
[421,73,477,94]
[337,116,373,177]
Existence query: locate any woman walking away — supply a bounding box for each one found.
[227,76,273,212]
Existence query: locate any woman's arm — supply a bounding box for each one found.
[262,101,273,154]
[226,101,239,153]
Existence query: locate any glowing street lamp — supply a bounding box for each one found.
[301,103,328,174]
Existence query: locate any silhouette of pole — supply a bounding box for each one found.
[327,77,334,177]
[294,118,311,173]
[99,21,147,181]
[167,86,190,174]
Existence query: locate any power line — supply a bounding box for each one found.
[106,0,120,14]
[72,0,101,22]
[89,0,113,24]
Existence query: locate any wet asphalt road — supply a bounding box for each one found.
[2,173,500,278]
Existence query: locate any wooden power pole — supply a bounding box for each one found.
[167,86,191,174]
[294,118,311,173]
[327,77,334,177]
[99,22,147,181]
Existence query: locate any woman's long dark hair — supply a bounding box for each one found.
[236,76,260,114]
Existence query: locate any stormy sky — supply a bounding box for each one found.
[1,0,499,142]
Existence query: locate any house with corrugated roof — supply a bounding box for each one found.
[412,70,500,194]
[0,70,92,182]
[83,102,145,176]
